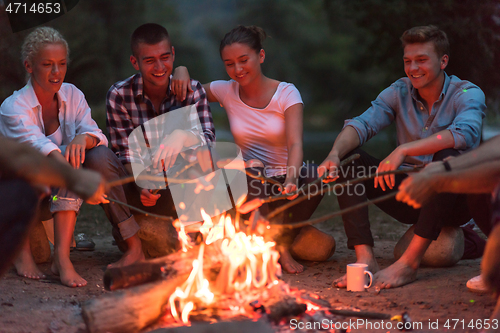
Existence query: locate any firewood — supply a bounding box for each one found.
[104,245,225,291]
[82,275,188,333]
[83,246,226,333]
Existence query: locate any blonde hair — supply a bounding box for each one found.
[21,27,69,65]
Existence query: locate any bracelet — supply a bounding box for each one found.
[443,160,452,172]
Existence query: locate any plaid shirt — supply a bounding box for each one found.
[106,74,215,164]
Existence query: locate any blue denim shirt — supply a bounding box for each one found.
[344,73,486,166]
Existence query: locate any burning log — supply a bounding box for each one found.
[82,245,226,333]
[82,275,188,333]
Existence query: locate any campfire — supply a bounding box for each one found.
[82,204,406,333]
[81,154,409,333]
[167,208,280,324]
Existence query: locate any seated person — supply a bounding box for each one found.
[172,25,335,273]
[0,137,106,279]
[0,27,109,287]
[104,23,215,267]
[397,134,500,326]
[319,25,487,289]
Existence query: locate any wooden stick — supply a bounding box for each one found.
[238,154,361,215]
[266,167,418,220]
[106,197,174,221]
[270,192,398,229]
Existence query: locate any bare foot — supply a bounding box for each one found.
[278,247,304,274]
[108,246,146,268]
[51,253,87,288]
[13,251,46,279]
[374,261,417,289]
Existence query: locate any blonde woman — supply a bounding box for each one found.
[0,27,108,287]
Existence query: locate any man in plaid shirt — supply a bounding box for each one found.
[101,23,215,267]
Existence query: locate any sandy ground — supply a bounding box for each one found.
[0,196,496,333]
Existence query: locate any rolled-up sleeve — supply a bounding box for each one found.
[0,100,59,156]
[447,86,486,150]
[343,86,396,146]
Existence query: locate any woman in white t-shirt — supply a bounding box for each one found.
[173,26,335,273]
[0,27,108,287]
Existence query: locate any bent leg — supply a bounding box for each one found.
[84,146,144,267]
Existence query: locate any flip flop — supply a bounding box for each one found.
[74,233,95,251]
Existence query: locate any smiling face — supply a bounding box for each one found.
[221,42,264,86]
[25,43,67,97]
[403,41,448,94]
[130,39,175,91]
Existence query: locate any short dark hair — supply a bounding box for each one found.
[131,23,170,56]
[400,25,450,58]
[219,25,267,57]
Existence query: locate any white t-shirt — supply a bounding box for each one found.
[210,80,303,177]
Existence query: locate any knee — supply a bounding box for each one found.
[84,145,113,168]
[84,146,120,178]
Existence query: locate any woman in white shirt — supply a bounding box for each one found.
[173,26,335,273]
[0,27,108,287]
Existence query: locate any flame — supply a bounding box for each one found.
[170,209,279,324]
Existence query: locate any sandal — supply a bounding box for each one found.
[74,233,95,251]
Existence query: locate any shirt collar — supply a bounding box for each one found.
[25,79,68,108]
[410,72,450,102]
[132,73,173,100]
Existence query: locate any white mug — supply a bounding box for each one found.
[346,263,373,292]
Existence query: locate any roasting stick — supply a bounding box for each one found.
[270,191,397,230]
[238,154,361,215]
[264,165,420,220]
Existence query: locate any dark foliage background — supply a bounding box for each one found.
[1,0,499,150]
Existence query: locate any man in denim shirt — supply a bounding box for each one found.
[319,25,487,289]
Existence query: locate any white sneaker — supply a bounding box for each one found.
[466,275,489,293]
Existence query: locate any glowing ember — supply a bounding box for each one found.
[169,209,280,324]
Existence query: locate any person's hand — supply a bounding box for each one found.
[65,134,88,169]
[140,188,161,206]
[85,182,109,205]
[396,170,439,209]
[70,168,108,204]
[281,181,299,200]
[374,147,406,191]
[152,130,187,172]
[196,146,214,173]
[318,154,341,183]
[171,66,193,102]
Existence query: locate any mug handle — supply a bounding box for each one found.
[365,271,373,288]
